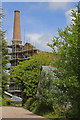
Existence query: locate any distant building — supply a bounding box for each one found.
[4,91,22,102]
[8,10,40,97]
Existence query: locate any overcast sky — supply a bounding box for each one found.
[2,2,78,52]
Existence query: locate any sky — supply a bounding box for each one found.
[2,2,78,52]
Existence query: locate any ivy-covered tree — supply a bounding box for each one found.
[37,69,61,105]
[10,52,53,104]
[48,3,80,119]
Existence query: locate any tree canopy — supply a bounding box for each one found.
[0,7,9,94]
[48,4,80,118]
[10,52,54,103]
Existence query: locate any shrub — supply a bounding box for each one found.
[24,97,36,109]
[5,98,12,106]
[33,101,53,116]
[37,71,61,106]
[29,100,38,112]
[6,98,12,105]
[24,97,54,116]
[52,103,65,117]
[0,97,2,106]
[2,98,7,106]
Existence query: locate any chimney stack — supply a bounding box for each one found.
[13,10,21,42]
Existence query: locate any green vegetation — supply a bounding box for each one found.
[0,7,9,97]
[23,70,65,119]
[2,27,9,94]
[37,70,61,106]
[9,3,80,119]
[0,7,9,106]
[23,97,65,119]
[23,4,80,119]
[47,4,80,119]
[2,98,12,106]
[0,96,2,106]
[2,98,21,106]
[10,53,53,105]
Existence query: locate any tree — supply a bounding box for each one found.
[10,52,54,104]
[0,7,9,95]
[37,69,61,106]
[48,3,80,119]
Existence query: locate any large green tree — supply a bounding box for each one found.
[48,4,80,118]
[0,7,9,95]
[10,52,54,104]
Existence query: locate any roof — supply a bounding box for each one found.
[4,91,12,97]
[12,95,22,102]
[4,91,22,102]
[41,66,56,73]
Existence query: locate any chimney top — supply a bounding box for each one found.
[14,10,20,13]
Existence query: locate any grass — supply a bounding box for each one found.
[23,97,66,120]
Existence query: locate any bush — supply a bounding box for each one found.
[24,97,54,116]
[24,97,36,109]
[5,98,12,105]
[33,101,53,116]
[29,100,38,113]
[37,71,62,106]
[2,98,12,106]
[52,103,65,118]
[2,98,7,106]
[0,97,2,106]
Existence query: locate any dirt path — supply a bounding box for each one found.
[1,106,49,120]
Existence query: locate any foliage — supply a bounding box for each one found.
[0,7,9,95]
[30,100,53,115]
[0,7,2,99]
[2,32,9,93]
[36,70,66,118]
[24,97,65,119]
[10,53,53,104]
[37,70,61,106]
[24,97,51,115]
[48,4,80,119]
[2,98,21,106]
[2,98,12,106]
[0,96,2,106]
[2,98,7,106]
[2,98,18,106]
[23,97,36,109]
[5,98,12,105]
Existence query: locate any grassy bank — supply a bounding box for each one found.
[23,97,66,119]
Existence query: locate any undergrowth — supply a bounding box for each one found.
[23,97,66,119]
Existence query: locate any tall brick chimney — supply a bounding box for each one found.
[13,10,22,44]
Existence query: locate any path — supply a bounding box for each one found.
[1,106,49,120]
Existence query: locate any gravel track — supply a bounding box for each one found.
[1,106,49,120]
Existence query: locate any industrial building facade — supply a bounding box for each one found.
[8,10,40,96]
